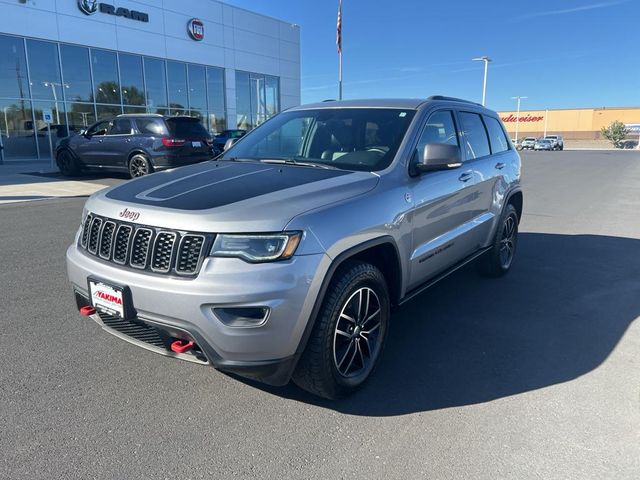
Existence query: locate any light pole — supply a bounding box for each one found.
[472,56,492,106]
[511,96,528,142]
[42,81,70,124]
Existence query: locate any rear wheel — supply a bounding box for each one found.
[128,154,153,178]
[293,261,390,399]
[478,203,519,277]
[56,150,80,177]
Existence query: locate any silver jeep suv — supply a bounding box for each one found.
[66,97,522,399]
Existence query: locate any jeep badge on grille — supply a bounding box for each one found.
[119,208,141,221]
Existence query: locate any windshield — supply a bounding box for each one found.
[221,108,417,172]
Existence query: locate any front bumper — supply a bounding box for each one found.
[67,244,329,385]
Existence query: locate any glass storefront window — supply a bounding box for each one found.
[167,61,187,113]
[0,99,36,159]
[66,102,95,130]
[123,106,147,114]
[144,57,167,114]
[235,71,252,130]
[0,35,29,99]
[60,45,92,102]
[265,76,279,117]
[119,54,145,106]
[235,71,280,131]
[91,49,120,104]
[188,64,206,111]
[26,40,64,102]
[33,100,67,157]
[206,111,226,134]
[167,61,188,111]
[207,67,225,112]
[96,103,122,121]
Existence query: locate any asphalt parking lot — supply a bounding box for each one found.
[1,150,639,479]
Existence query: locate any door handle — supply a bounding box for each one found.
[98,139,103,143]
[458,172,473,182]
[495,162,505,170]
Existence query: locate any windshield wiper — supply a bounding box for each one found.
[258,157,339,170]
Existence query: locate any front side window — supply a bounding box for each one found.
[222,108,416,172]
[484,116,509,153]
[459,111,490,160]
[87,120,110,136]
[417,110,458,158]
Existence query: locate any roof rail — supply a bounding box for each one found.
[116,113,163,117]
[322,99,337,102]
[427,95,482,106]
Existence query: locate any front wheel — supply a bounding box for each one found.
[478,203,519,277]
[293,261,390,399]
[128,154,153,178]
[56,150,80,177]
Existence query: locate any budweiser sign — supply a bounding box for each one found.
[501,114,544,123]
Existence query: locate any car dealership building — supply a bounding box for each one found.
[0,0,300,163]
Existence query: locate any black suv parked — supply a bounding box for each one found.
[56,114,219,178]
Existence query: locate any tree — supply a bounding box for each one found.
[601,121,629,148]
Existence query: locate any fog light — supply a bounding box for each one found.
[213,307,270,327]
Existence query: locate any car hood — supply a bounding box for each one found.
[86,160,379,232]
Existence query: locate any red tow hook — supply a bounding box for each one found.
[170,340,195,354]
[80,306,97,316]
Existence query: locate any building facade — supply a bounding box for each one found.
[0,0,301,163]
[497,106,640,141]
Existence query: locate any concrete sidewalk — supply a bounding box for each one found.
[0,161,117,204]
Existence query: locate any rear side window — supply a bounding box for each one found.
[109,118,133,135]
[483,116,509,153]
[136,118,167,135]
[166,118,208,137]
[459,112,490,160]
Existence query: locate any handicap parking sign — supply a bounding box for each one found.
[43,109,53,124]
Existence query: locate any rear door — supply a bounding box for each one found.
[463,112,512,245]
[407,109,482,289]
[165,117,212,160]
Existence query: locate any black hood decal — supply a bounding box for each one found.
[105,161,351,210]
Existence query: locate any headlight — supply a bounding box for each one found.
[210,232,302,263]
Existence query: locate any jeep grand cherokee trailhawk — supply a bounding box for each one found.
[66,97,523,399]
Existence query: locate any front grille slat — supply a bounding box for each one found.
[78,213,208,277]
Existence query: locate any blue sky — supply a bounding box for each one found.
[225,0,640,111]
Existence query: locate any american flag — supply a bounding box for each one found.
[336,0,342,54]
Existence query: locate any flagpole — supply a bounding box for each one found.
[339,49,343,100]
[337,0,343,100]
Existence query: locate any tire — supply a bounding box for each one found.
[293,261,390,399]
[56,150,80,177]
[477,203,519,277]
[128,153,153,178]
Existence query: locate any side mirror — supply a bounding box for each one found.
[224,138,238,150]
[414,144,462,173]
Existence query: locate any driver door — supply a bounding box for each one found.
[76,120,110,166]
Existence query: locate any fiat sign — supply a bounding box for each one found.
[188,18,204,41]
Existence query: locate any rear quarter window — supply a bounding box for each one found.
[483,116,510,153]
[135,118,167,135]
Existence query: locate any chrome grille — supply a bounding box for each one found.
[79,213,210,277]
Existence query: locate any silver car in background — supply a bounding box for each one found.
[66,96,523,399]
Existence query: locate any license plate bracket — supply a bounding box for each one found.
[87,277,136,320]
[191,141,201,147]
